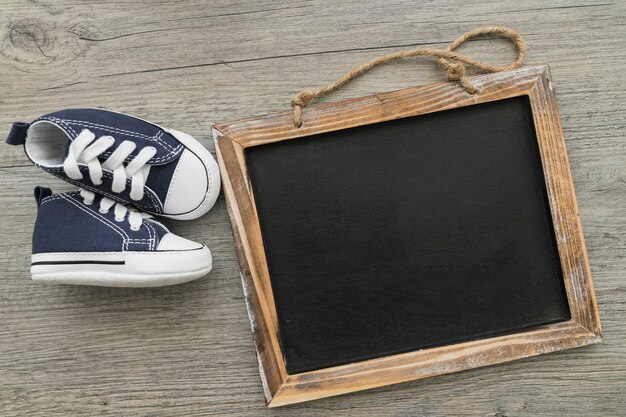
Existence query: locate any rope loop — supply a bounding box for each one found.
[291,26,526,127]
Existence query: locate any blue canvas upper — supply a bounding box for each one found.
[37,109,184,164]
[32,186,169,255]
[8,108,186,214]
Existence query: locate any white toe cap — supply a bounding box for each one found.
[162,129,221,220]
[157,233,204,251]
[163,149,208,216]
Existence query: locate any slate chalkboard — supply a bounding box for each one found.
[246,96,570,374]
[214,66,601,406]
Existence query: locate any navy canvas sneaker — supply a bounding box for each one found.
[6,108,220,220]
[30,186,212,287]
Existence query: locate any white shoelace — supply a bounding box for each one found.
[64,129,157,201]
[80,189,151,231]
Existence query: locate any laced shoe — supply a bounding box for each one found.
[6,108,220,220]
[30,186,212,287]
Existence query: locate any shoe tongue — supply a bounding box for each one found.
[61,137,72,160]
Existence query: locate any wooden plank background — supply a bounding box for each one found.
[1,1,624,415]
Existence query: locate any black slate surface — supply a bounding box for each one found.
[245,96,571,374]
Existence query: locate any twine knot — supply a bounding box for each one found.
[438,58,478,94]
[445,62,466,81]
[291,90,315,108]
[290,26,527,127]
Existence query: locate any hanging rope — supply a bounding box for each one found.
[291,26,527,127]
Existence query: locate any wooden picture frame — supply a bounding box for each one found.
[212,65,602,407]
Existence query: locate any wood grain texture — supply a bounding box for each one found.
[214,66,602,406]
[1,0,625,415]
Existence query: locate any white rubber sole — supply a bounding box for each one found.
[31,247,212,287]
[163,128,221,220]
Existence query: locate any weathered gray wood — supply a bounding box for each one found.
[1,1,625,416]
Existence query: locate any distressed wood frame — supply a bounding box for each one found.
[212,65,602,407]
